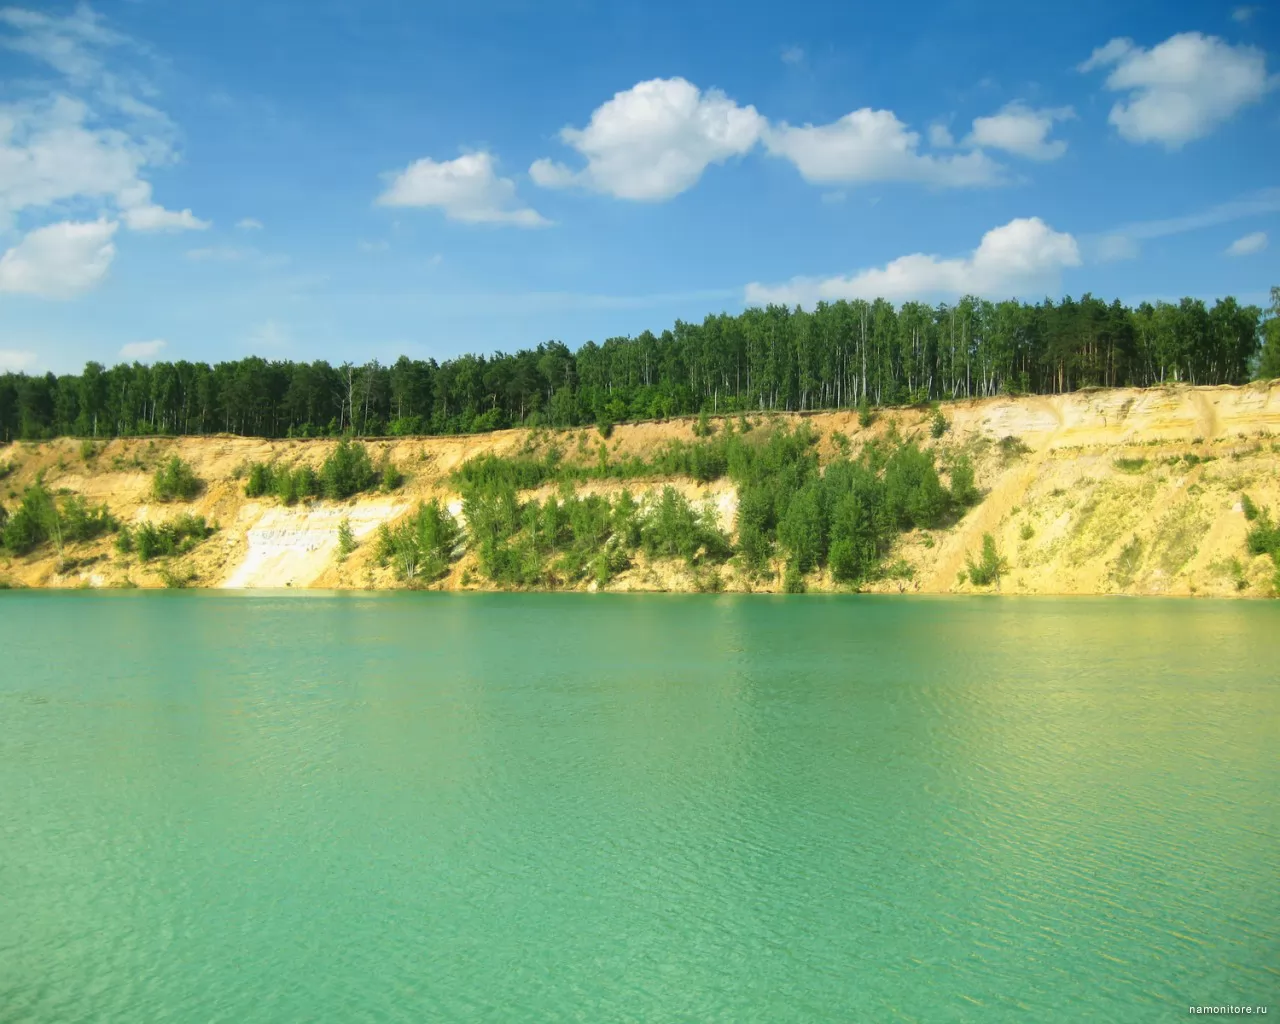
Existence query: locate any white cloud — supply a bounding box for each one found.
[357,239,389,253]
[119,338,166,361]
[236,217,263,230]
[530,78,766,200]
[928,123,955,148]
[0,7,206,241]
[1226,230,1267,256]
[781,46,805,66]
[965,103,1074,160]
[1232,6,1260,23]
[0,348,37,371]
[378,151,548,227]
[1096,234,1141,262]
[745,217,1079,307]
[763,107,1003,186]
[1079,32,1274,147]
[0,218,116,297]
[121,191,209,232]
[1087,187,1280,261]
[0,4,128,84]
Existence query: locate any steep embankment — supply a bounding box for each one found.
[2,382,1278,595]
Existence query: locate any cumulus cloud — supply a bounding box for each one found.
[236,217,263,230]
[0,6,206,247]
[0,349,37,371]
[378,151,548,227]
[119,338,166,360]
[1079,32,1274,147]
[763,107,1003,186]
[927,123,955,148]
[1226,230,1267,256]
[745,217,1079,307]
[0,218,117,297]
[965,103,1074,160]
[530,78,766,200]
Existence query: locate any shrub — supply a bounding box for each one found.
[1113,457,1147,473]
[320,439,377,499]
[377,500,461,582]
[1241,493,1259,521]
[126,514,214,562]
[783,563,806,593]
[337,518,356,559]
[858,395,874,429]
[378,452,403,492]
[948,454,980,507]
[930,409,948,438]
[80,439,98,462]
[152,456,200,502]
[1,484,55,554]
[57,495,117,542]
[966,533,1006,587]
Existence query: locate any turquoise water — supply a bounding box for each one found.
[0,593,1276,1022]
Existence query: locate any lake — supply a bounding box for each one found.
[1,593,1275,1022]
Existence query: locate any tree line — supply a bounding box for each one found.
[3,290,1278,443]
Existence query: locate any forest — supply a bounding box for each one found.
[3,291,1278,443]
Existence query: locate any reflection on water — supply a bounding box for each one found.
[0,593,1276,1022]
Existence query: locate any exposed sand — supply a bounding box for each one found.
[3,381,1278,596]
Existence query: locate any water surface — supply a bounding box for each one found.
[1,593,1276,1021]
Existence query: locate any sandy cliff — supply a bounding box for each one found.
[2,381,1278,596]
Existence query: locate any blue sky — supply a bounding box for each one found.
[0,0,1276,374]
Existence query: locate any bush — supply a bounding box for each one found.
[320,439,377,499]
[1,484,55,554]
[1241,493,1259,521]
[930,409,948,438]
[152,456,200,502]
[948,454,980,507]
[58,495,117,542]
[124,514,214,562]
[378,453,403,492]
[966,533,1006,587]
[858,395,875,429]
[337,518,356,559]
[783,563,806,593]
[378,500,462,582]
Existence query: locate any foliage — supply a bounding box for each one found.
[783,563,806,593]
[966,533,1007,587]
[243,461,322,504]
[79,439,98,461]
[151,456,200,502]
[58,494,117,542]
[0,289,1263,443]
[998,435,1031,461]
[119,514,214,562]
[320,439,377,499]
[930,409,948,438]
[858,395,874,428]
[1113,457,1147,473]
[376,500,460,582]
[378,452,403,492]
[1,484,56,554]
[1241,493,1259,521]
[947,454,980,507]
[0,484,115,554]
[337,517,356,559]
